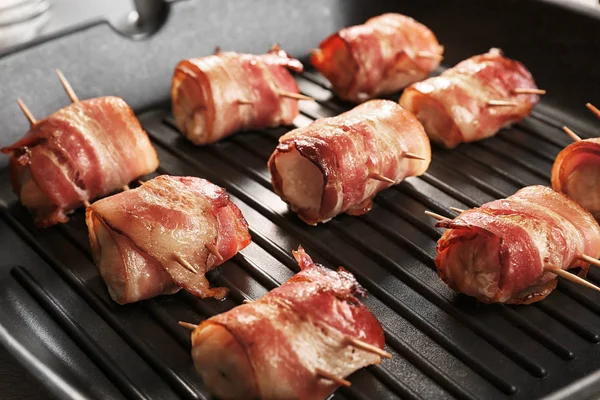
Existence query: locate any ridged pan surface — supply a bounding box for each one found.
[1,66,600,400]
[1,1,600,399]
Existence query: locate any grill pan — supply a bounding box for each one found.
[1,0,600,399]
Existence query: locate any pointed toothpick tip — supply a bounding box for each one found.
[178,321,199,331]
[586,103,600,119]
[545,266,600,293]
[450,207,466,214]
[403,152,426,161]
[562,126,582,142]
[513,88,546,95]
[277,90,314,102]
[315,368,351,387]
[173,253,198,274]
[347,337,392,359]
[206,243,224,262]
[425,210,449,221]
[368,172,395,185]
[17,98,36,125]
[56,69,79,103]
[487,100,519,107]
[579,254,600,268]
[83,200,91,208]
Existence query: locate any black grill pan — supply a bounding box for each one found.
[1,1,599,399]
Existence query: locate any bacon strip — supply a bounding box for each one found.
[312,13,443,103]
[190,246,385,400]
[86,176,251,304]
[552,138,600,219]
[171,45,303,145]
[1,97,159,227]
[435,186,600,304]
[400,48,540,149]
[269,99,431,225]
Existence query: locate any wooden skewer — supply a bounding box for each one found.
[562,126,582,142]
[83,200,91,208]
[56,69,79,103]
[368,172,395,185]
[513,88,547,95]
[242,299,254,304]
[178,321,199,330]
[236,99,253,105]
[450,207,466,213]
[277,90,314,101]
[425,210,449,221]
[137,180,145,186]
[587,103,600,119]
[315,368,351,387]
[17,99,37,125]
[402,152,426,161]
[173,253,198,274]
[487,100,518,107]
[545,267,600,292]
[416,51,444,61]
[206,243,224,262]
[122,185,130,191]
[347,337,392,359]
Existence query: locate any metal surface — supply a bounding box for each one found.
[0,0,175,55]
[1,1,600,399]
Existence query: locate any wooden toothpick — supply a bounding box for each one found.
[545,267,600,292]
[586,103,600,119]
[368,172,395,184]
[178,321,199,330]
[206,243,224,262]
[425,210,450,221]
[56,69,79,103]
[277,90,314,101]
[315,368,351,387]
[513,88,546,95]
[402,152,426,161]
[173,253,198,274]
[347,337,392,359]
[578,253,600,268]
[17,99,37,125]
[562,126,582,142]
[487,100,518,107]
